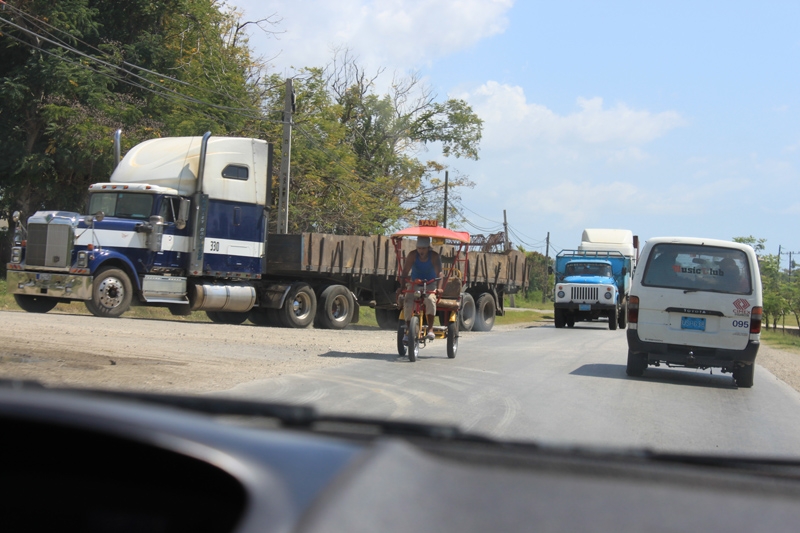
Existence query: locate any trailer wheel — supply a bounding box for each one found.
[280,283,316,328]
[472,293,496,332]
[376,308,400,330]
[459,293,475,332]
[13,294,58,314]
[316,285,354,329]
[85,267,132,318]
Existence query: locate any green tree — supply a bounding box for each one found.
[0,0,265,222]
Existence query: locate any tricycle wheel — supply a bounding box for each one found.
[396,322,407,357]
[408,316,420,362]
[446,321,458,359]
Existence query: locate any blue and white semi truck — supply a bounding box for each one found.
[553,229,638,330]
[7,133,529,330]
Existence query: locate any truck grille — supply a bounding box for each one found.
[570,286,598,301]
[26,223,72,268]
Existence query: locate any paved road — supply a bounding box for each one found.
[228,322,800,458]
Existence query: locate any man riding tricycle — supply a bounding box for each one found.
[391,222,470,362]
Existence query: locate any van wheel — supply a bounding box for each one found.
[626,350,647,377]
[733,364,754,388]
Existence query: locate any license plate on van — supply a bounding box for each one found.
[681,316,706,331]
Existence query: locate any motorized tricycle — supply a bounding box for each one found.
[391,223,470,362]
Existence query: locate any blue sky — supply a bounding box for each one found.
[233,0,800,263]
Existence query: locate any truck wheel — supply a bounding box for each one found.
[13,294,58,314]
[206,311,223,323]
[85,267,132,318]
[554,308,565,328]
[217,311,249,325]
[446,321,458,359]
[608,309,618,330]
[376,308,400,330]
[407,316,420,362]
[566,315,575,328]
[397,322,407,357]
[473,293,496,332]
[618,301,628,329]
[249,308,280,326]
[626,350,647,377]
[733,364,755,388]
[315,285,354,329]
[459,293,476,332]
[280,283,316,328]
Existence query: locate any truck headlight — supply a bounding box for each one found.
[11,247,22,264]
[77,250,89,268]
[604,291,613,300]
[557,290,565,298]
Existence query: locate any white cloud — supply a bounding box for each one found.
[461,81,686,151]
[233,0,513,73]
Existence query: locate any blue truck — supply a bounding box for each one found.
[6,132,528,330]
[552,229,637,330]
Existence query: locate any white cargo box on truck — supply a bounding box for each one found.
[578,229,636,269]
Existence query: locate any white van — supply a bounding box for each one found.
[626,237,763,387]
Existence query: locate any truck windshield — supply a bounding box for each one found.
[566,263,612,277]
[88,193,154,220]
[642,243,752,294]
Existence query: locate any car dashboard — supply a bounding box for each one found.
[3,384,800,533]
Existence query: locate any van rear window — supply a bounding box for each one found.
[642,244,751,294]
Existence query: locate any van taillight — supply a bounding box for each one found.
[628,295,639,324]
[750,306,762,334]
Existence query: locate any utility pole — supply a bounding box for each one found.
[277,78,294,234]
[442,170,449,228]
[542,232,550,304]
[503,210,515,307]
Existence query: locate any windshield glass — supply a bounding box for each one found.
[565,262,613,277]
[88,193,154,220]
[4,0,800,470]
[642,244,752,294]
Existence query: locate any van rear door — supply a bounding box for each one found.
[636,243,755,351]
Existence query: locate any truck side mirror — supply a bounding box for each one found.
[176,198,190,230]
[12,211,21,223]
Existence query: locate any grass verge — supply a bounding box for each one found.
[761,329,800,354]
